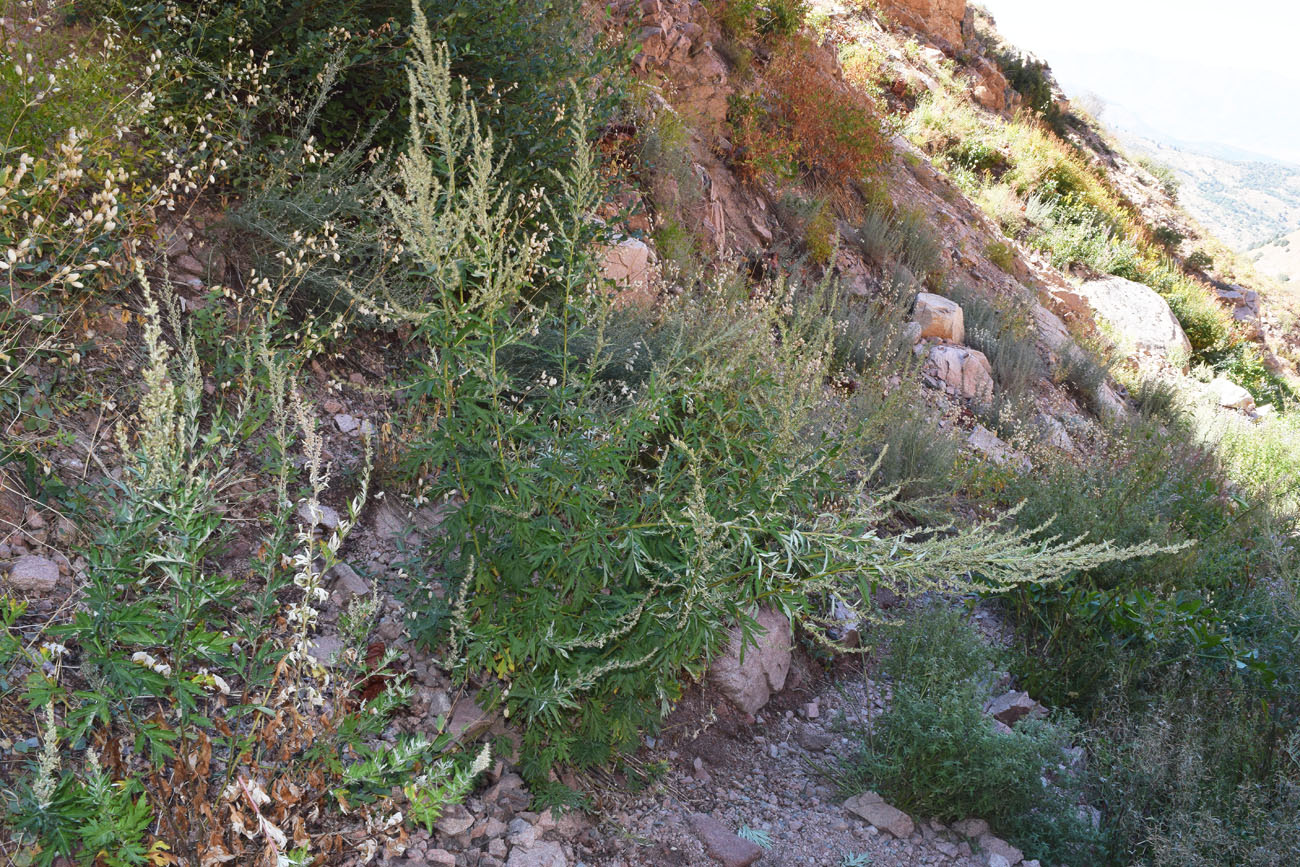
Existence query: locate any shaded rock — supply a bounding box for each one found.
[686,813,762,867]
[952,818,990,839]
[434,804,474,836]
[297,500,341,531]
[798,729,834,752]
[308,634,344,665]
[913,292,965,343]
[334,413,360,434]
[424,850,457,866]
[5,555,59,593]
[504,841,567,867]
[978,833,1023,865]
[985,690,1044,726]
[844,792,915,838]
[707,607,792,714]
[327,562,369,607]
[445,697,495,742]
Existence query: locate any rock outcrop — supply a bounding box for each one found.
[878,0,967,47]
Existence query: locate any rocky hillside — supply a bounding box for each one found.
[1249,226,1300,286]
[1120,132,1300,251]
[2,1,1298,866]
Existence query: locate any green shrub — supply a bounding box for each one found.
[1132,376,1181,424]
[837,607,1102,865]
[387,29,1173,795]
[894,207,944,279]
[985,240,1016,273]
[854,206,902,264]
[1185,249,1214,272]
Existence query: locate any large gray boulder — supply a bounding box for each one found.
[708,607,792,715]
[1077,276,1192,364]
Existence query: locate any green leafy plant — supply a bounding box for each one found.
[837,607,1103,865]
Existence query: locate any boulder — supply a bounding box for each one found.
[1207,378,1255,412]
[686,813,763,867]
[4,555,59,593]
[984,690,1044,726]
[708,607,792,715]
[1076,276,1192,364]
[844,792,915,838]
[929,345,994,402]
[913,292,965,343]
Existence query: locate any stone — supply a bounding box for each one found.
[507,818,538,848]
[966,425,1026,470]
[327,562,369,607]
[434,804,474,836]
[1031,303,1070,354]
[487,774,532,812]
[1076,276,1192,364]
[978,833,1023,865]
[987,855,1011,867]
[686,813,762,867]
[1207,377,1255,412]
[297,500,341,531]
[504,841,567,867]
[334,413,360,434]
[985,690,1044,726]
[952,818,990,839]
[5,555,59,593]
[599,238,656,299]
[913,292,965,343]
[844,792,915,838]
[903,321,924,344]
[798,729,834,751]
[928,344,994,402]
[1038,414,1074,452]
[424,850,456,867]
[308,634,344,664]
[707,606,792,715]
[445,697,495,742]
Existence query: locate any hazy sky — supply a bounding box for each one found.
[978,1,1300,165]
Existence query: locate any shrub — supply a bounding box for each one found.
[735,41,888,187]
[837,607,1102,865]
[1132,376,1181,424]
[1184,249,1214,272]
[805,200,838,265]
[893,207,944,279]
[854,205,902,264]
[985,240,1016,272]
[948,284,1042,432]
[1052,344,1108,416]
[387,28,1174,794]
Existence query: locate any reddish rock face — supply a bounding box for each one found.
[878,0,967,47]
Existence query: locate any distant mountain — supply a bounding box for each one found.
[1115,130,1300,252]
[1248,226,1300,286]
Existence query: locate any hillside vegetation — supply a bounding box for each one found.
[1,1,1297,866]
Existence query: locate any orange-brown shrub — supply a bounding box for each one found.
[733,43,888,187]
